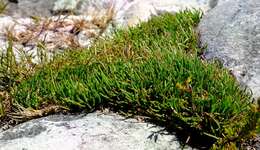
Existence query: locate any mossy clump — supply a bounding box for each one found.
[12,11,259,149]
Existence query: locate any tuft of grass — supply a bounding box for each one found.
[0,91,11,118]
[5,11,260,149]
[0,0,7,14]
[0,97,4,117]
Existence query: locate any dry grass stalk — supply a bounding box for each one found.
[8,104,69,121]
[0,91,12,116]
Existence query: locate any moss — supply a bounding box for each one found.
[8,11,260,149]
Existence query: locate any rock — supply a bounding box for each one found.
[0,0,223,65]
[3,0,56,18]
[198,0,260,99]
[0,0,232,65]
[208,0,232,8]
[2,0,229,23]
[0,112,194,150]
[54,0,219,27]
[0,15,107,63]
[52,0,80,13]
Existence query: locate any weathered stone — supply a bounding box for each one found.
[0,112,194,150]
[0,15,107,63]
[52,0,79,13]
[198,0,260,99]
[3,0,56,18]
[55,0,217,27]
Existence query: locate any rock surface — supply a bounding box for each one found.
[0,112,194,150]
[3,0,217,19]
[0,0,228,65]
[54,0,216,27]
[198,0,260,99]
[3,0,56,17]
[0,14,111,63]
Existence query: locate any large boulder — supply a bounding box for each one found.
[198,0,260,99]
[0,112,194,150]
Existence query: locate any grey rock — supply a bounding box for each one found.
[1,0,229,19]
[3,0,56,18]
[53,0,219,27]
[207,0,232,8]
[0,112,194,150]
[52,0,79,13]
[0,15,105,64]
[198,0,260,99]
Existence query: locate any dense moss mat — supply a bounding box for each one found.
[12,11,259,149]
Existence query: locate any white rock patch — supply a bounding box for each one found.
[0,112,195,150]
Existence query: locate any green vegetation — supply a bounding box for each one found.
[0,11,259,149]
[0,0,7,14]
